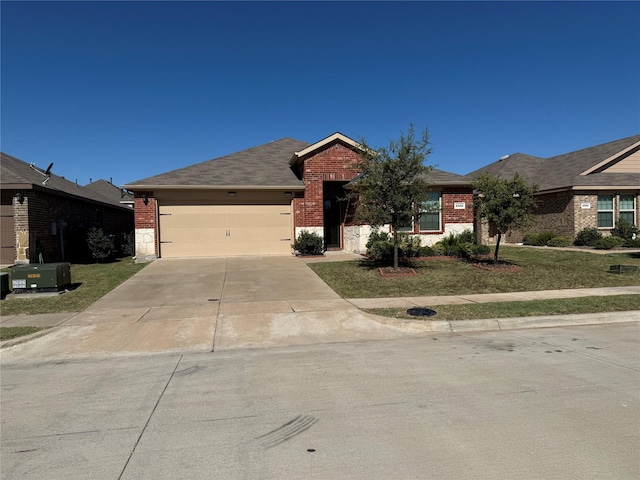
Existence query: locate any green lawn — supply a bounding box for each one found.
[308,246,640,298]
[367,294,640,321]
[0,326,46,341]
[1,258,146,316]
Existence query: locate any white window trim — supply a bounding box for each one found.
[597,194,615,229]
[619,194,636,225]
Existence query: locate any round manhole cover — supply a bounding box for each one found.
[406,307,437,317]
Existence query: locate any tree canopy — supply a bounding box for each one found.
[349,124,433,269]
[473,172,538,262]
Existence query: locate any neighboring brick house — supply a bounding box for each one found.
[0,153,134,265]
[124,132,474,261]
[468,134,640,244]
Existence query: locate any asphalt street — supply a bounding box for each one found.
[2,322,638,480]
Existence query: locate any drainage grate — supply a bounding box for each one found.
[407,307,437,317]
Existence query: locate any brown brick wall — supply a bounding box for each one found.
[294,143,361,228]
[14,189,133,263]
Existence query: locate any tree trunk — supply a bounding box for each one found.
[493,232,502,263]
[393,229,399,270]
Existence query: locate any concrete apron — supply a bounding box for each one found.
[3,257,414,360]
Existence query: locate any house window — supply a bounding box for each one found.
[397,217,413,232]
[619,194,636,225]
[419,192,441,231]
[597,194,614,228]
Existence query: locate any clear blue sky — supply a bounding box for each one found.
[2,1,639,188]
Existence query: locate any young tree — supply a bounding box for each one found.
[349,125,433,269]
[473,173,538,263]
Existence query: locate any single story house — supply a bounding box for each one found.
[467,134,640,243]
[124,133,474,261]
[0,152,134,265]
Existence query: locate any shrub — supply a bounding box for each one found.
[86,227,115,262]
[593,236,625,250]
[293,231,324,256]
[611,218,639,241]
[574,227,602,247]
[418,246,436,257]
[624,237,640,248]
[546,236,572,247]
[121,231,135,257]
[399,234,422,258]
[367,240,394,261]
[366,230,391,250]
[457,229,475,244]
[523,231,556,246]
[471,244,491,256]
[435,232,460,256]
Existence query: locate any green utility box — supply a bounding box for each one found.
[11,263,71,293]
[0,272,9,298]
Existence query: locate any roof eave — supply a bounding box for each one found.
[124,184,305,191]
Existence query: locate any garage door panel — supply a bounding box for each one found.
[158,203,292,257]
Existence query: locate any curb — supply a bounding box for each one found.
[365,310,640,333]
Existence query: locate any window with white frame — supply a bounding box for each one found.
[597,194,614,228]
[619,194,636,225]
[419,191,441,231]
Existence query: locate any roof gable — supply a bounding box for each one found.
[289,132,365,167]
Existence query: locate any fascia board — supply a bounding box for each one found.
[580,141,640,175]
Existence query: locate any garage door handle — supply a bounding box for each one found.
[160,241,173,244]
[281,238,291,241]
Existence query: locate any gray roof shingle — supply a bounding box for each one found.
[467,135,640,191]
[125,138,310,188]
[0,152,132,210]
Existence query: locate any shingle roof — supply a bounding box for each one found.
[429,168,472,185]
[125,138,310,188]
[84,179,134,208]
[467,135,640,191]
[0,152,132,210]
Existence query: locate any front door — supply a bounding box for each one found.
[323,181,347,249]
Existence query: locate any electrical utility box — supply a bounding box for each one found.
[11,263,71,293]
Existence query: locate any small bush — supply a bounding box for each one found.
[624,237,640,248]
[593,236,625,250]
[399,234,422,258]
[457,229,475,244]
[435,232,461,256]
[367,240,393,261]
[121,231,135,257]
[366,230,391,250]
[574,227,602,247]
[523,231,556,246]
[293,231,324,256]
[418,246,436,257]
[86,227,115,262]
[546,236,572,247]
[471,244,491,256]
[611,218,639,241]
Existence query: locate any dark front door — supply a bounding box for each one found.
[323,181,347,249]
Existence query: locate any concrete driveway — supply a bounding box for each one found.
[2,256,414,361]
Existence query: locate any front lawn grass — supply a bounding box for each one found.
[0,258,146,316]
[0,326,46,341]
[308,246,640,298]
[367,294,640,321]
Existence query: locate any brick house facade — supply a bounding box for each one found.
[470,135,640,244]
[125,133,474,260]
[1,153,134,264]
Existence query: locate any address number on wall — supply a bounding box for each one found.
[581,203,591,209]
[454,202,466,210]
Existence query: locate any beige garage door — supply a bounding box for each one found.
[158,204,293,257]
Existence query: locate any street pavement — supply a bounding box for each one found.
[1,254,639,361]
[1,323,638,479]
